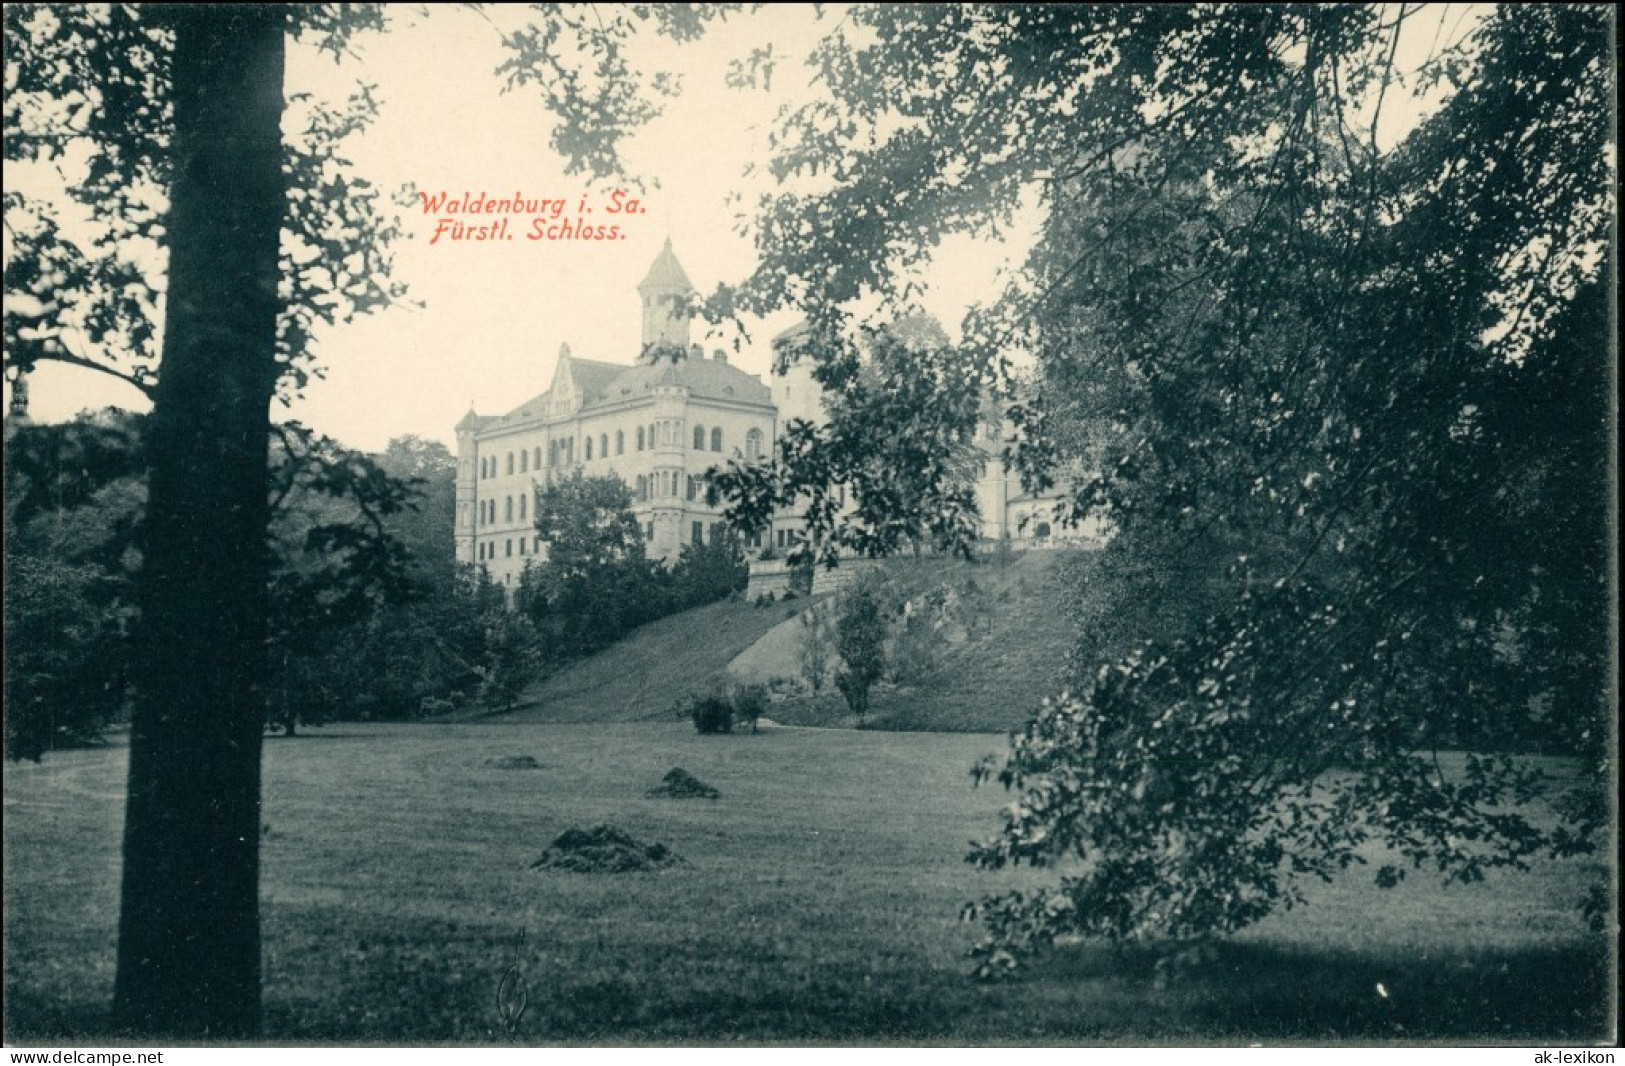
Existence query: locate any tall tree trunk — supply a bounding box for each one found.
[112,6,286,1038]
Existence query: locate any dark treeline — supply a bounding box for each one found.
[4,421,748,757]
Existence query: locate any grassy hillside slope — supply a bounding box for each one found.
[766,549,1089,733]
[494,595,820,724]
[493,548,1091,733]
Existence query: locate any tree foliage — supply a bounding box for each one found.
[520,470,662,657]
[3,548,130,760]
[671,524,750,605]
[519,471,748,664]
[710,3,1615,970]
[710,318,986,563]
[3,411,146,760]
[3,413,439,743]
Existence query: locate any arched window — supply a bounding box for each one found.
[686,475,698,502]
[693,424,706,450]
[636,474,647,501]
[585,437,594,461]
[636,426,645,451]
[745,428,763,460]
[600,433,608,458]
[710,427,722,452]
[507,453,514,475]
[548,441,557,467]
[505,497,513,522]
[616,430,625,455]
[534,446,542,469]
[519,494,527,519]
[648,423,655,448]
[520,450,528,473]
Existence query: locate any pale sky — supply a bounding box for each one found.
[9,4,1038,451]
[6,4,1487,452]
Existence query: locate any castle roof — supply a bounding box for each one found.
[482,351,770,432]
[585,354,772,409]
[637,238,694,294]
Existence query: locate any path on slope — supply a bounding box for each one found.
[489,595,820,724]
[488,548,1088,732]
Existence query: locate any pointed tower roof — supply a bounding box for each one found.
[638,238,694,294]
[455,405,492,432]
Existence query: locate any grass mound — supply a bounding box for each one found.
[483,755,542,770]
[529,824,680,874]
[646,767,720,799]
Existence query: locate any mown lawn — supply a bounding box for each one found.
[3,722,1612,1044]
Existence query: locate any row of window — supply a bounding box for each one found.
[473,520,734,564]
[476,426,765,479]
[476,535,543,561]
[476,469,714,526]
[633,471,711,502]
[477,494,529,526]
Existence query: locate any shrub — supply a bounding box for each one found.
[887,588,946,684]
[796,609,835,693]
[834,579,888,723]
[689,693,734,734]
[990,532,1016,569]
[730,682,769,733]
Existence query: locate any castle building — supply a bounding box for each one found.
[454,240,776,588]
[454,242,1101,589]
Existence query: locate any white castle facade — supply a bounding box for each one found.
[454,242,1092,589]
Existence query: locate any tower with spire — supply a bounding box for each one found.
[637,237,694,361]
